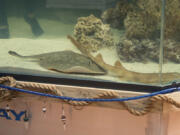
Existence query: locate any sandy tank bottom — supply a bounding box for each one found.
[0,16,180,84]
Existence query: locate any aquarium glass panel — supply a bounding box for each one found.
[161,0,180,85]
[0,0,164,85]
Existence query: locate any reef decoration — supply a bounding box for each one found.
[74,14,114,52]
[102,0,180,40]
[124,11,159,39]
[129,0,180,40]
[101,0,134,29]
[116,38,180,63]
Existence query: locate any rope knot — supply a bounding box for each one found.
[0,76,17,101]
[0,76,17,87]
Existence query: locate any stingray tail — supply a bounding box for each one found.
[8,51,24,58]
[8,50,37,61]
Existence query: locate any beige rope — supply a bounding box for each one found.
[0,76,180,116]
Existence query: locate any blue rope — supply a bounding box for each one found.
[0,84,179,102]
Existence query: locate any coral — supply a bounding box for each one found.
[116,38,147,62]
[137,0,180,17]
[164,40,180,63]
[164,15,180,40]
[101,0,159,39]
[116,38,180,63]
[74,15,114,52]
[101,0,133,29]
[102,0,180,40]
[124,11,159,39]
[137,0,180,40]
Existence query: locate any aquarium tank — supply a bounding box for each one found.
[0,0,179,86]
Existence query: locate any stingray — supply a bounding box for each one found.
[8,50,106,75]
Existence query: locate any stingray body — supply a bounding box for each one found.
[8,50,106,75]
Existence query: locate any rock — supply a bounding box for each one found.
[74,15,114,52]
[124,11,159,39]
[137,0,180,40]
[102,0,180,40]
[101,0,133,29]
[116,38,180,63]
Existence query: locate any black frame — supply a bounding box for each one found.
[1,72,179,93]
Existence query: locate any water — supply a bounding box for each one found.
[0,0,180,86]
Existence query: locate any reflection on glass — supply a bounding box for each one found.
[0,0,179,86]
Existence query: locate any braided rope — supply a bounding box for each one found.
[0,76,17,100]
[0,76,16,87]
[18,82,63,96]
[151,95,180,108]
[0,76,180,116]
